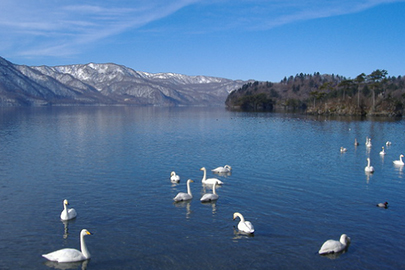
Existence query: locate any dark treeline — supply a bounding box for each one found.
[225,70,405,116]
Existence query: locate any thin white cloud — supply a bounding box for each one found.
[1,0,404,58]
[0,0,198,57]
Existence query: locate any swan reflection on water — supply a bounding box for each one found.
[201,201,217,215]
[213,171,232,177]
[232,227,255,241]
[365,171,373,183]
[44,259,89,270]
[394,163,404,179]
[173,201,192,219]
[62,218,77,239]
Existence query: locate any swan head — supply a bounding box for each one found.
[200,167,206,171]
[401,154,404,158]
[233,212,242,220]
[63,199,69,206]
[187,179,194,184]
[81,229,93,236]
[170,171,176,176]
[339,234,350,245]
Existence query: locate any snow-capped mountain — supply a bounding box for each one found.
[0,56,250,106]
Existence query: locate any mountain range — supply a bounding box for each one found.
[0,56,250,106]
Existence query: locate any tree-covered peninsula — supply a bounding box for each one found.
[225,70,404,117]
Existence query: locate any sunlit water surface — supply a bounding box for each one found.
[0,106,404,270]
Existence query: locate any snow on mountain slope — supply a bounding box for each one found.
[1,56,250,106]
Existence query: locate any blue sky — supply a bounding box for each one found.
[1,0,404,81]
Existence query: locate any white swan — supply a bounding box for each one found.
[60,199,77,221]
[386,141,392,146]
[200,182,219,202]
[365,158,374,173]
[318,234,350,254]
[366,138,372,148]
[173,179,194,202]
[212,165,232,173]
[393,154,404,166]
[42,229,92,262]
[233,212,254,234]
[170,171,180,183]
[379,147,386,155]
[340,147,347,153]
[364,158,374,173]
[200,167,223,185]
[377,202,388,208]
[354,138,359,146]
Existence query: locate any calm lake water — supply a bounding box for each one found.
[0,106,404,270]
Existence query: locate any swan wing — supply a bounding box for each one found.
[203,178,223,185]
[68,208,77,219]
[238,221,254,234]
[200,193,218,202]
[42,248,86,263]
[318,240,345,254]
[212,167,225,173]
[171,175,180,182]
[61,208,77,220]
[173,192,192,202]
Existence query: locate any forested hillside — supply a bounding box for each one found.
[225,70,405,116]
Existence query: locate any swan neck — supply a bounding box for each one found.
[213,183,216,195]
[236,213,245,222]
[187,181,192,196]
[80,233,91,259]
[202,169,206,181]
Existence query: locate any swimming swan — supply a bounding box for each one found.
[354,138,359,146]
[233,212,254,234]
[319,234,350,254]
[173,179,194,202]
[379,147,386,155]
[170,171,180,183]
[212,165,232,173]
[200,167,223,185]
[393,154,404,166]
[366,138,372,148]
[200,182,219,202]
[364,158,374,173]
[340,147,347,153]
[42,229,92,263]
[60,199,77,221]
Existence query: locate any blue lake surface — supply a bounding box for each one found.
[0,106,404,269]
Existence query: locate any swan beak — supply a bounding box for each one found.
[190,180,194,183]
[200,168,203,171]
[86,231,93,235]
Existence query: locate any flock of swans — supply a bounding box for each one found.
[41,139,401,264]
[320,137,403,256]
[171,165,255,234]
[41,164,253,265]
[351,137,405,173]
